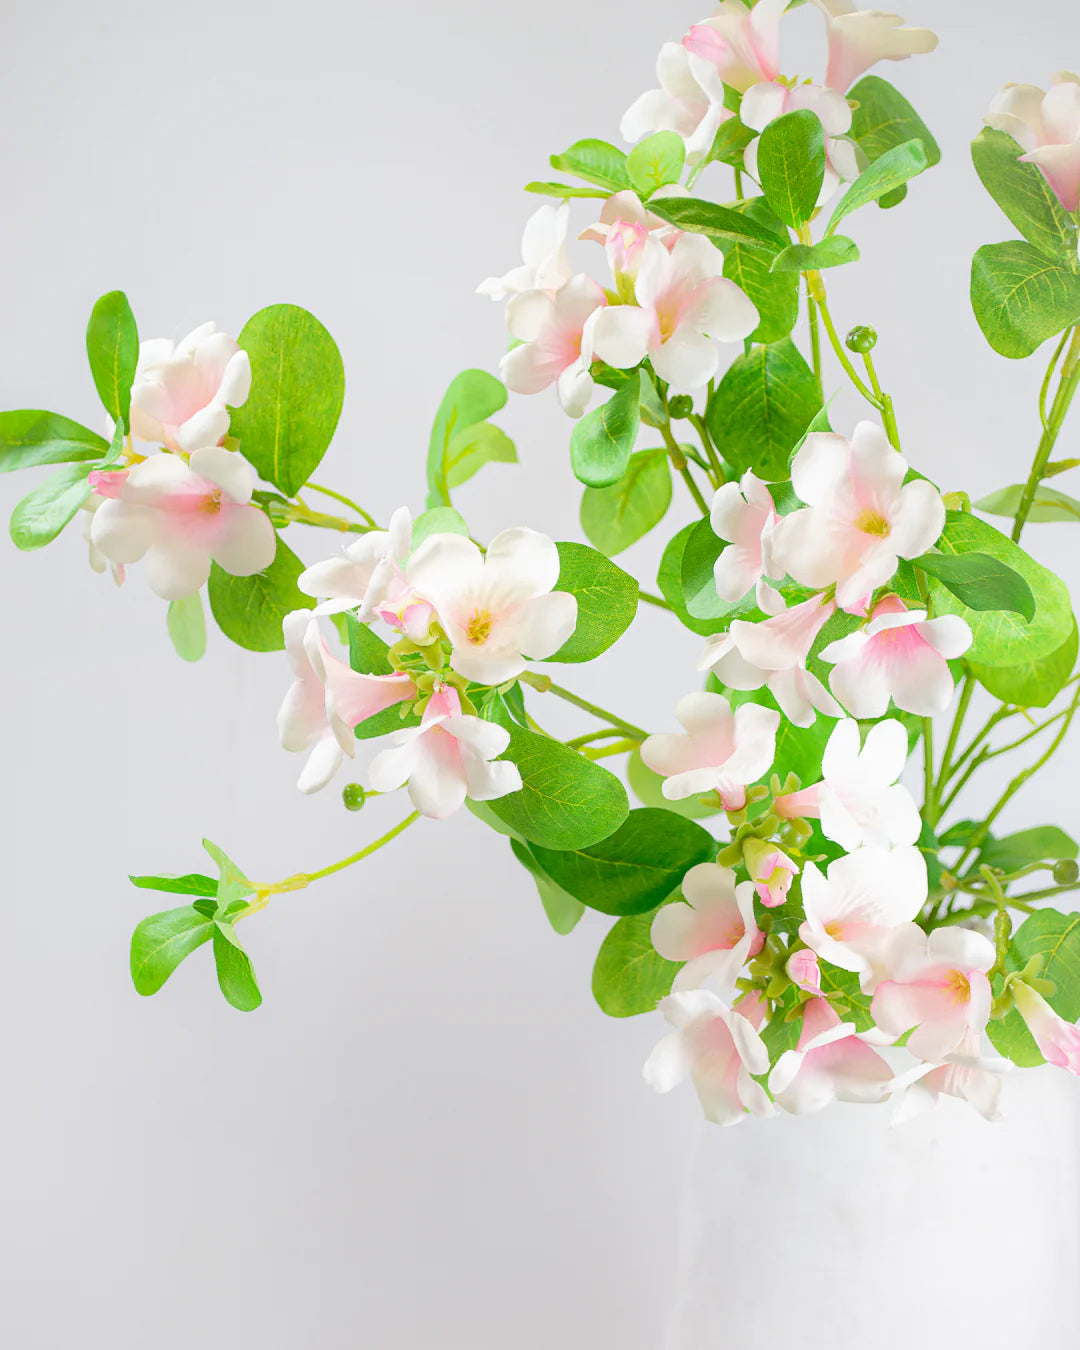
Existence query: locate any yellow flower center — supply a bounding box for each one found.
[854,507,891,537]
[465,608,494,645]
[943,968,971,1004]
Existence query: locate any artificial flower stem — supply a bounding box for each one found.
[807,294,822,392]
[304,481,378,528]
[814,294,879,406]
[930,671,975,822]
[1011,326,1080,542]
[638,588,674,611]
[688,413,725,484]
[520,671,647,741]
[860,349,900,451]
[301,810,422,883]
[660,420,711,512]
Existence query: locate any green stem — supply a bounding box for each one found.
[689,413,725,485]
[922,716,935,820]
[808,293,822,393]
[932,672,975,819]
[305,811,421,882]
[861,349,900,450]
[815,295,879,406]
[305,481,378,528]
[1012,326,1080,542]
[638,588,674,611]
[660,420,710,514]
[283,499,372,535]
[734,166,745,200]
[520,671,647,741]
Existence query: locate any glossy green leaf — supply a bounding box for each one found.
[230,304,345,496]
[929,512,1073,670]
[201,838,256,913]
[648,196,788,253]
[826,139,929,235]
[524,181,608,199]
[0,409,109,474]
[509,838,585,935]
[487,726,629,850]
[531,808,715,916]
[703,118,757,169]
[580,447,671,556]
[207,534,307,653]
[167,591,207,662]
[723,239,800,342]
[627,131,685,196]
[9,462,91,551]
[592,908,682,1017]
[972,127,1080,266]
[410,505,469,549]
[969,619,1077,709]
[443,421,516,495]
[548,541,638,662]
[705,337,822,480]
[549,139,631,192]
[130,907,215,996]
[570,375,640,488]
[989,908,1080,1066]
[970,240,1080,359]
[848,75,940,168]
[756,109,825,228]
[770,236,860,273]
[977,825,1078,873]
[975,482,1080,523]
[212,922,263,1012]
[86,290,138,430]
[426,369,507,507]
[128,872,219,897]
[657,522,729,636]
[913,550,1035,620]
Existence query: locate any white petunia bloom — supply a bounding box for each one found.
[477,202,573,302]
[88,446,276,601]
[500,274,607,418]
[985,74,1080,210]
[709,470,782,606]
[404,527,577,686]
[651,863,763,993]
[770,997,894,1115]
[682,0,786,94]
[890,1029,1009,1124]
[620,40,730,165]
[809,1,938,95]
[129,321,251,454]
[641,691,779,810]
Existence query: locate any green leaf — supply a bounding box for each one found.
[723,240,800,342]
[929,512,1073,671]
[509,838,585,935]
[549,139,631,192]
[977,825,1077,873]
[913,550,1035,620]
[756,109,826,228]
[770,236,860,273]
[626,748,720,819]
[972,127,1080,266]
[705,338,822,481]
[411,505,469,549]
[548,541,638,663]
[975,482,1080,523]
[627,131,685,196]
[442,421,516,495]
[817,963,874,1031]
[167,591,207,662]
[487,725,629,850]
[580,447,671,556]
[426,369,508,508]
[531,807,716,916]
[969,619,1077,709]
[647,196,788,254]
[212,922,263,1012]
[679,514,757,622]
[989,908,1080,1066]
[570,375,641,488]
[346,612,393,673]
[971,240,1080,359]
[207,534,308,653]
[9,462,91,551]
[703,118,757,170]
[0,409,109,474]
[130,906,215,996]
[230,304,345,496]
[524,181,608,199]
[592,909,682,1017]
[848,75,941,169]
[201,838,255,913]
[129,872,219,897]
[826,139,929,235]
[657,522,728,636]
[85,291,138,431]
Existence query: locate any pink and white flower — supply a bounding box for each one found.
[129,322,251,454]
[368,684,522,820]
[890,1030,1009,1124]
[769,998,893,1114]
[799,845,928,991]
[786,948,824,996]
[620,41,729,165]
[588,234,759,390]
[709,470,782,606]
[651,863,763,992]
[742,82,861,202]
[500,275,606,418]
[579,190,683,267]
[1012,981,1080,1074]
[774,718,920,851]
[809,1,939,95]
[643,988,773,1126]
[277,612,415,794]
[699,593,843,728]
[477,202,573,301]
[872,924,995,1061]
[743,835,798,908]
[80,494,124,585]
[985,73,1080,212]
[682,0,786,94]
[298,507,436,644]
[641,691,779,810]
[88,446,276,601]
[405,527,577,686]
[820,595,972,718]
[771,422,947,612]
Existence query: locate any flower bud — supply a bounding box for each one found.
[845,325,878,353]
[342,784,368,811]
[1053,858,1079,885]
[668,394,694,419]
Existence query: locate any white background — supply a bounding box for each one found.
[1,1,1079,1346]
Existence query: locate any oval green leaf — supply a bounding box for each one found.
[86,290,138,431]
[756,109,825,229]
[580,447,671,556]
[570,375,641,488]
[592,908,683,1017]
[0,410,109,474]
[207,534,308,652]
[548,541,638,662]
